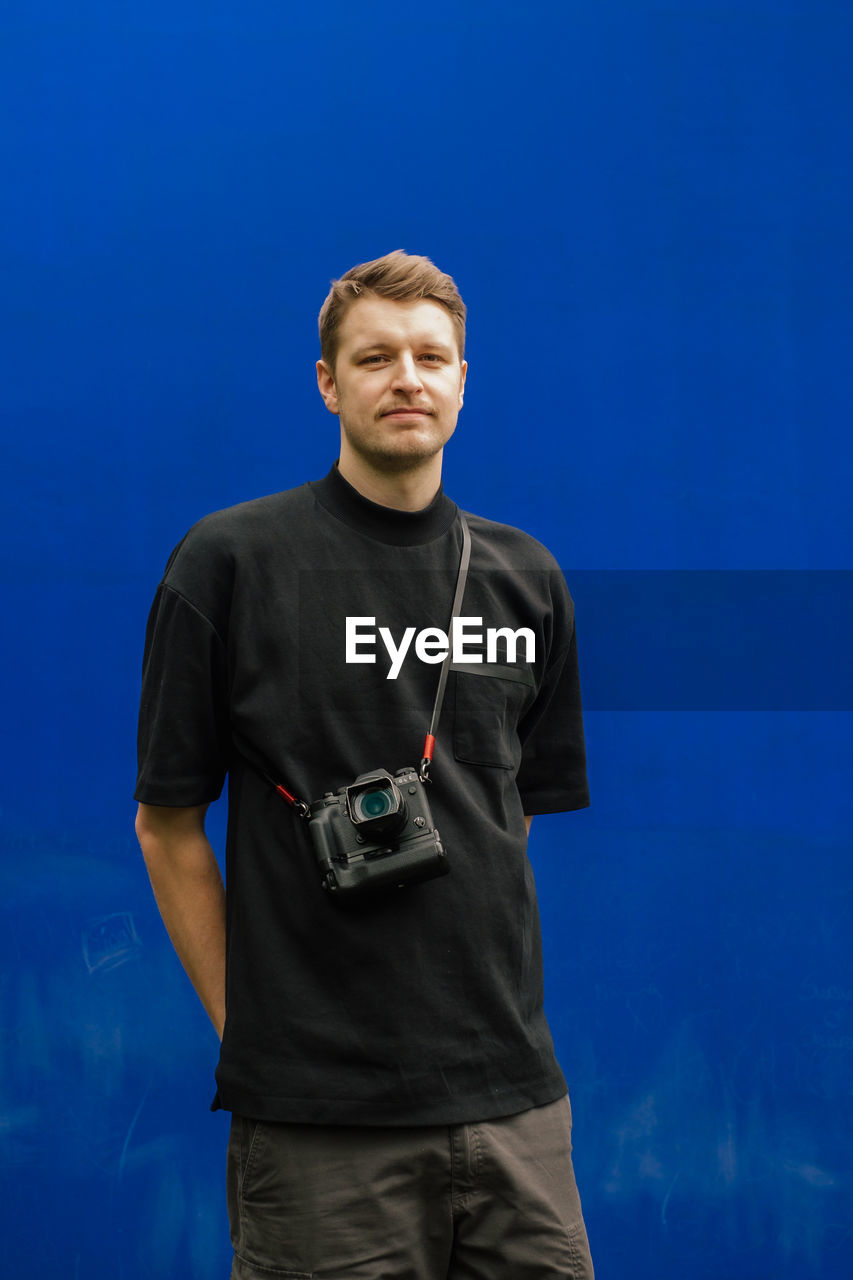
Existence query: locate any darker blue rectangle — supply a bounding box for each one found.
[568,571,853,710]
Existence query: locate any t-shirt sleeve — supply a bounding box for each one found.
[515,569,590,814]
[134,581,231,807]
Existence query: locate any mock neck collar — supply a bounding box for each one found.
[309,463,458,547]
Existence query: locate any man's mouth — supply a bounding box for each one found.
[380,407,432,417]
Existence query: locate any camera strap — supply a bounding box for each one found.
[256,510,472,815]
[419,511,471,782]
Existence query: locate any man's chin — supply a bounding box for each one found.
[347,436,449,474]
[358,448,443,475]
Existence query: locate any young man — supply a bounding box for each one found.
[135,251,594,1278]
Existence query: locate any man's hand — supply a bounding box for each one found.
[525,815,533,836]
[135,802,226,1040]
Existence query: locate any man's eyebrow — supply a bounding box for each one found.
[349,343,388,357]
[349,337,455,359]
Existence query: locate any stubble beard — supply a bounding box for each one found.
[340,415,453,476]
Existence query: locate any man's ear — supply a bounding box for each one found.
[316,360,340,415]
[458,360,467,410]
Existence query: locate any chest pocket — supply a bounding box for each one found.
[451,661,535,769]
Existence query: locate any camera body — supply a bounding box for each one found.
[307,767,449,899]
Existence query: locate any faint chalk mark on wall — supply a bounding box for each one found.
[782,1160,835,1189]
[82,912,141,974]
[661,1171,679,1226]
[118,1084,151,1185]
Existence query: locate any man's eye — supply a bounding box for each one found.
[360,355,387,365]
[420,354,443,363]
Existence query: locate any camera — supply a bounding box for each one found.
[307,767,449,899]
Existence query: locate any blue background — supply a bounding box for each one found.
[2,1,851,1276]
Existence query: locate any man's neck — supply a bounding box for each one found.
[336,451,443,512]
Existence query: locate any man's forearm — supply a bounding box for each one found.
[136,804,227,1039]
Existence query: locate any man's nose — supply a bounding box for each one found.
[391,353,423,394]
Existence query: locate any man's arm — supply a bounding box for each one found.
[135,802,226,1040]
[525,815,533,835]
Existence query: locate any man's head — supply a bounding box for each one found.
[316,252,468,488]
[318,250,466,374]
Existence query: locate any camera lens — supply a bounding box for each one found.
[353,786,394,822]
[345,773,409,839]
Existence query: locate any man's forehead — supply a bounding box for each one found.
[337,295,457,350]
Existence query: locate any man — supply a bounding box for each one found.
[135,250,594,1278]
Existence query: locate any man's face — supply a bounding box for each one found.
[317,295,467,473]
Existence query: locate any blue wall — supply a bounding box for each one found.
[2,2,851,1275]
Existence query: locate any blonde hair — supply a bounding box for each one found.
[319,250,467,370]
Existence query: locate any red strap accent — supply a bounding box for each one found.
[275,782,300,808]
[422,734,436,763]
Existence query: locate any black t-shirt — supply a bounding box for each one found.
[135,465,589,1125]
